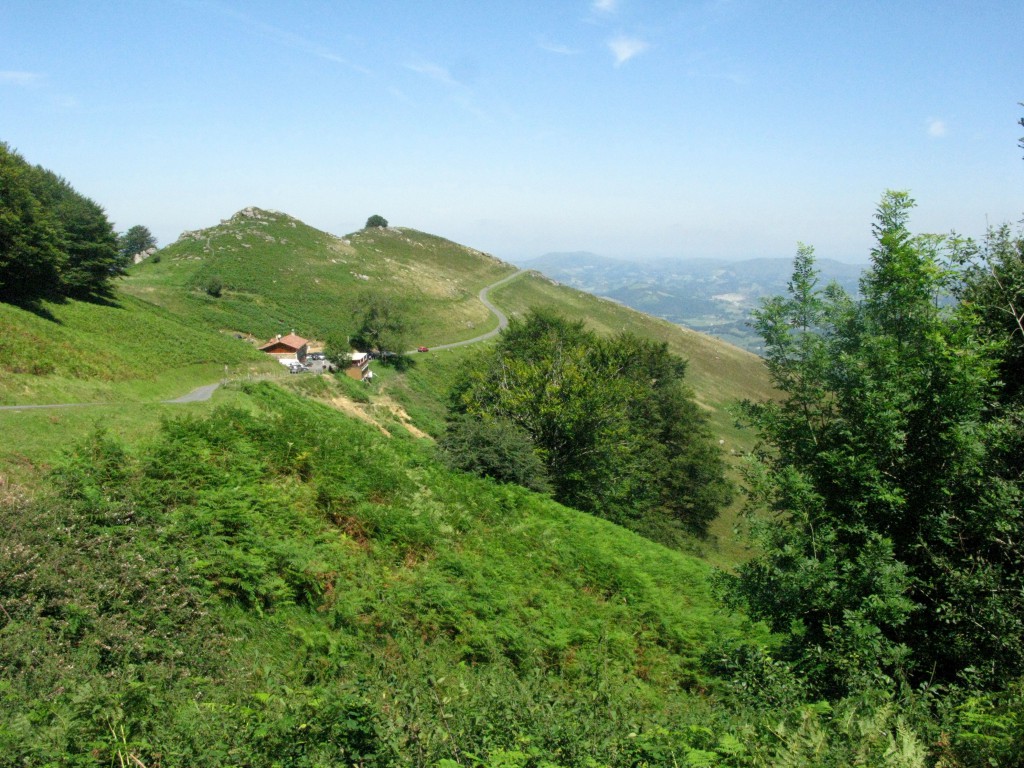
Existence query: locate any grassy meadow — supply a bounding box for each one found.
[0,293,275,406]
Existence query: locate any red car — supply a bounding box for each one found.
[417,346,429,352]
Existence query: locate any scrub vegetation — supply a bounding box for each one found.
[2,138,1023,765]
[0,384,765,767]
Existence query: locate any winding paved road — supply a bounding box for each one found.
[412,268,525,352]
[0,270,529,411]
[163,383,221,404]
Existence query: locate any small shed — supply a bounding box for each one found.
[347,351,371,381]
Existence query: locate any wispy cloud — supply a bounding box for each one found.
[201,2,370,75]
[406,60,459,88]
[927,118,947,138]
[0,71,44,86]
[608,36,649,66]
[388,86,414,105]
[256,22,367,72]
[592,0,618,12]
[537,38,580,55]
[404,59,496,122]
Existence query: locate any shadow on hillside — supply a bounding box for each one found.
[2,296,63,324]
[374,352,417,372]
[3,284,122,323]
[77,287,121,309]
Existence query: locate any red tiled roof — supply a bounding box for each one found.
[259,333,308,352]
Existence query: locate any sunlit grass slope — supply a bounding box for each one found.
[0,294,275,484]
[0,382,769,766]
[120,208,517,346]
[0,293,273,407]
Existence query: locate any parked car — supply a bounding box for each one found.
[417,346,429,352]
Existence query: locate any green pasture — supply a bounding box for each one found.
[0,293,275,406]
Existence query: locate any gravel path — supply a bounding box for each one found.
[0,402,107,411]
[0,383,223,411]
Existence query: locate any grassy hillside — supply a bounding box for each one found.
[1,211,772,518]
[0,293,274,407]
[329,263,774,458]
[1,211,961,765]
[120,208,516,347]
[0,382,772,767]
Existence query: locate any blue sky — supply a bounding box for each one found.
[2,1,1021,263]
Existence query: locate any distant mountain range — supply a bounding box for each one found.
[518,251,866,354]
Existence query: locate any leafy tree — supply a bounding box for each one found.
[438,414,552,493]
[0,146,121,302]
[956,223,1024,404]
[0,143,63,302]
[364,214,388,229]
[725,192,1024,697]
[449,309,730,539]
[1018,101,1023,157]
[323,332,352,371]
[350,296,407,359]
[118,224,157,265]
[54,189,121,298]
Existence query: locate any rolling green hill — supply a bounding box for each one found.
[120,208,516,347]
[1,206,775,473]
[0,212,829,767]
[0,293,276,406]
[1,208,775,539]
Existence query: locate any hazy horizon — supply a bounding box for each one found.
[4,1,1021,264]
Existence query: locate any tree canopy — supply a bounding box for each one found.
[364,214,388,229]
[349,296,408,361]
[446,309,731,542]
[117,224,157,266]
[0,143,64,301]
[724,192,1024,698]
[0,142,121,303]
